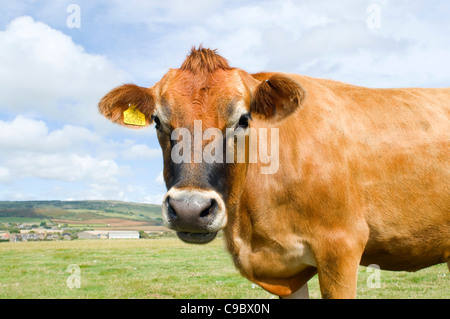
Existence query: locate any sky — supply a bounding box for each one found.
[0,0,449,204]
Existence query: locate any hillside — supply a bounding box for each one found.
[0,200,163,227]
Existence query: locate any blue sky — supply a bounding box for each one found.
[0,0,449,203]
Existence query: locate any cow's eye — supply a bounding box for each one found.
[152,115,161,129]
[237,113,251,129]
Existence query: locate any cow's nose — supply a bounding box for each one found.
[166,196,218,233]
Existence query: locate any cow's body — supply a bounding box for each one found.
[225,73,450,296]
[99,47,450,298]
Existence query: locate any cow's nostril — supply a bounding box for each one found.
[199,207,211,218]
[168,203,177,220]
[200,199,218,219]
[166,196,177,221]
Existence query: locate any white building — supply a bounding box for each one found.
[108,231,140,239]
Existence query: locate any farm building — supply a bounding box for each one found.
[108,231,139,239]
[77,231,109,239]
[77,230,139,239]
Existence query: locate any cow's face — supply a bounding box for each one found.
[99,48,304,244]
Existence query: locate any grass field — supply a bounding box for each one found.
[0,238,448,299]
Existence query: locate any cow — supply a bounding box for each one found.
[98,46,450,299]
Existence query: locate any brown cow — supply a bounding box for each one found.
[99,47,450,298]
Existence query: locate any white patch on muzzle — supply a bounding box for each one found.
[161,187,227,232]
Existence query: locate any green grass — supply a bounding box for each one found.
[0,238,448,299]
[0,217,48,224]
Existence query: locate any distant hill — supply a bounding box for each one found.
[0,200,163,226]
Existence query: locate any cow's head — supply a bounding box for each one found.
[99,47,305,244]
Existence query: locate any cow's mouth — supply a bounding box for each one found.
[176,231,218,244]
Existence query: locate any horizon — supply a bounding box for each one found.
[0,198,161,204]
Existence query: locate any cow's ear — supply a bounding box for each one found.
[98,84,155,128]
[250,74,305,121]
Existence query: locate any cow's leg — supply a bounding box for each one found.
[316,253,360,299]
[280,283,309,299]
[314,237,364,299]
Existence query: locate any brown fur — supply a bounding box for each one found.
[180,46,232,74]
[251,73,305,121]
[99,47,450,298]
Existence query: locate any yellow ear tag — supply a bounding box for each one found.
[123,104,146,126]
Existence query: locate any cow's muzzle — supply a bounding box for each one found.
[162,188,227,244]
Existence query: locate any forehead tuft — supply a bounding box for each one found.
[180,46,232,74]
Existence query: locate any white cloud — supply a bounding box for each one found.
[0,115,101,152]
[0,167,11,183]
[85,182,127,201]
[7,153,119,183]
[0,115,163,201]
[105,0,225,26]
[155,171,164,185]
[143,193,165,205]
[0,116,120,184]
[0,16,128,125]
[122,144,162,160]
[126,0,448,87]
